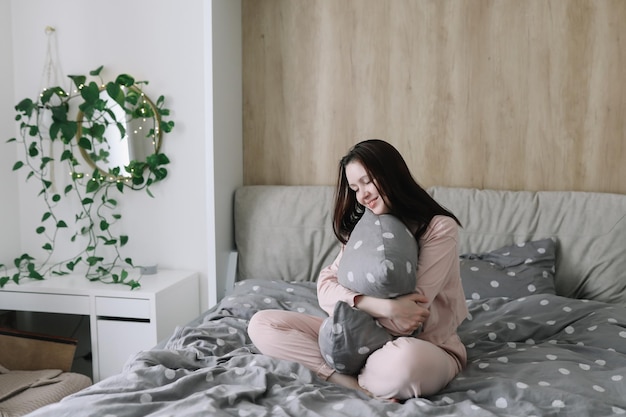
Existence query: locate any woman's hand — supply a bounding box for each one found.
[386,293,430,334]
[354,293,430,335]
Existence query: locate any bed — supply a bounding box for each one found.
[27,185,626,417]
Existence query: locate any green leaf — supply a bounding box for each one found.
[90,123,106,140]
[40,88,58,105]
[36,226,45,234]
[120,235,128,246]
[104,239,117,245]
[26,263,44,280]
[132,175,145,185]
[89,65,104,76]
[86,179,99,193]
[154,167,168,180]
[105,82,125,107]
[50,102,69,122]
[124,257,134,267]
[115,74,135,87]
[116,182,124,193]
[125,90,139,106]
[42,243,53,251]
[15,98,37,117]
[99,220,109,231]
[60,121,77,142]
[29,271,44,280]
[161,120,175,133]
[81,81,100,104]
[81,198,94,205]
[86,256,103,266]
[67,257,82,271]
[127,280,141,290]
[49,123,60,140]
[157,153,170,164]
[41,212,52,222]
[56,220,68,228]
[28,141,39,157]
[60,149,73,161]
[64,184,73,195]
[68,75,87,90]
[115,122,126,139]
[51,194,61,202]
[40,157,54,168]
[78,137,92,150]
[12,161,24,171]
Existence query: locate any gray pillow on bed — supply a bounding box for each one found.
[319,210,419,374]
[460,238,557,300]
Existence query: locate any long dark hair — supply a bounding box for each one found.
[333,139,461,244]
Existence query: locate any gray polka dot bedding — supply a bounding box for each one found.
[26,277,626,417]
[25,185,626,417]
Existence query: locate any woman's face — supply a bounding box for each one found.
[345,160,391,215]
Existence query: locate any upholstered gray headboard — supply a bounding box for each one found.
[429,187,626,304]
[234,186,626,305]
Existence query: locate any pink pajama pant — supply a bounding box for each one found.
[248,309,460,400]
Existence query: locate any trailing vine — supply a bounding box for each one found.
[1,66,174,289]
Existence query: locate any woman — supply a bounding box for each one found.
[248,139,468,400]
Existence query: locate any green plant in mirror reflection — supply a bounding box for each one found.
[1,66,174,289]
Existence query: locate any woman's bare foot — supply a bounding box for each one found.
[328,372,372,396]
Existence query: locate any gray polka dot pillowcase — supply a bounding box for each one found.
[459,238,557,300]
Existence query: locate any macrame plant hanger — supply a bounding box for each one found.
[38,26,64,192]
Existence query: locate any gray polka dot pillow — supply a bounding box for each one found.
[319,210,419,374]
[460,238,557,300]
[337,209,418,298]
[318,301,393,375]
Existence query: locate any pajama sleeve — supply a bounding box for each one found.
[316,247,363,316]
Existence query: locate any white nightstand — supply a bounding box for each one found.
[0,269,200,381]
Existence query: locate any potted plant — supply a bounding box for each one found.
[1,66,174,289]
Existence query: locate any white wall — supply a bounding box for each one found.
[0,1,20,266]
[5,0,242,309]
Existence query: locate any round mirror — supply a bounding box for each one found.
[75,86,162,181]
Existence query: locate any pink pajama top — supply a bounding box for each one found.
[317,215,469,369]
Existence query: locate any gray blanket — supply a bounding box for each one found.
[27,279,626,417]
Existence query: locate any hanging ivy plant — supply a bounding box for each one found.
[1,66,174,289]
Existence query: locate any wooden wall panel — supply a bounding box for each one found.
[242,0,626,194]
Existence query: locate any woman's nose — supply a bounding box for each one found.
[358,188,368,201]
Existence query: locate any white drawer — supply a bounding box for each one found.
[97,320,154,379]
[0,292,89,315]
[95,297,151,319]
